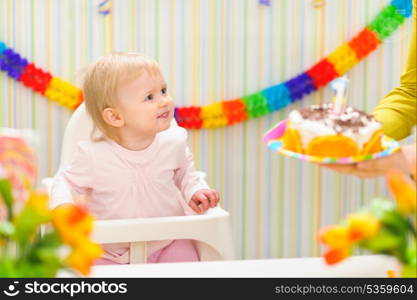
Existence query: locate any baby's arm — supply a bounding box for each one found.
[50,142,93,210]
[174,146,219,213]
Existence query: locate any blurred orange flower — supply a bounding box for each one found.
[26,191,49,217]
[386,169,416,214]
[67,240,103,276]
[51,204,102,275]
[323,247,350,265]
[347,213,381,242]
[51,204,93,246]
[318,225,351,249]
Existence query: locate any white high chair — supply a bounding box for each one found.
[43,103,234,264]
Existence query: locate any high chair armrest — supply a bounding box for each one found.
[42,176,233,261]
[92,207,234,263]
[92,206,230,244]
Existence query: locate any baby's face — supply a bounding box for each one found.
[116,72,174,136]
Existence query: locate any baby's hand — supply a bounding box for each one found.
[189,189,220,214]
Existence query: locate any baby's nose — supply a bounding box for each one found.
[160,96,172,106]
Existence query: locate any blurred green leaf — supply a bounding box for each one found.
[0,178,14,220]
[26,231,61,261]
[13,206,50,248]
[401,264,417,278]
[0,221,15,237]
[11,231,63,277]
[360,227,409,263]
[361,228,403,252]
[0,258,18,277]
[17,255,62,277]
[36,249,63,269]
[405,240,416,268]
[16,262,53,278]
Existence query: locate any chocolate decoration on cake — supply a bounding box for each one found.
[283,104,383,157]
[298,104,377,134]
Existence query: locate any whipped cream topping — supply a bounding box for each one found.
[288,104,381,149]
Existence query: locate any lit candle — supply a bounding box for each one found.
[330,76,349,115]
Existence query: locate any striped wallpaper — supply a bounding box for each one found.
[0,0,413,260]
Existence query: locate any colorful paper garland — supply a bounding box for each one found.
[0,0,413,130]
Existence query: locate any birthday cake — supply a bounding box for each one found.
[283,104,383,157]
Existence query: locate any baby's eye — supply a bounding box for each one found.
[161,88,167,95]
[145,94,154,101]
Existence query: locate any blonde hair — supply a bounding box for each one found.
[81,52,162,141]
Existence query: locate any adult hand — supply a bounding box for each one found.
[320,143,416,179]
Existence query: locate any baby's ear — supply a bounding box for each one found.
[102,108,124,127]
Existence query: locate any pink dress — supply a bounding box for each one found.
[50,124,209,263]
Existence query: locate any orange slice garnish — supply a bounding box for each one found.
[306,135,359,157]
[361,129,383,155]
[283,127,303,153]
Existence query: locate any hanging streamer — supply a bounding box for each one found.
[98,0,112,15]
[259,0,271,6]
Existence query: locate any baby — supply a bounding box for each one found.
[51,52,219,264]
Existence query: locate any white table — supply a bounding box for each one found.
[63,255,401,278]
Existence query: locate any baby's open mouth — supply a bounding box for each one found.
[158,111,170,119]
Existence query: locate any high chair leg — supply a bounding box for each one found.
[130,241,147,264]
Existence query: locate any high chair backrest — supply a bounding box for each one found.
[60,103,94,167]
